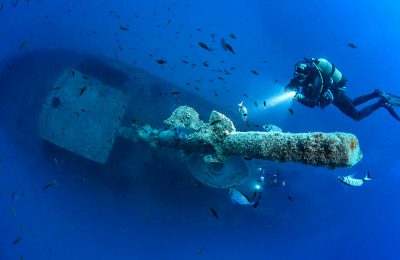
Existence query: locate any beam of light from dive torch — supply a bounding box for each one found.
[267,91,296,107]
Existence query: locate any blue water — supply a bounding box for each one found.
[1,0,400,259]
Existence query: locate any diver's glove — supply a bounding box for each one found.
[294,93,305,100]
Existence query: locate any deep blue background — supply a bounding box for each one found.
[1,0,400,259]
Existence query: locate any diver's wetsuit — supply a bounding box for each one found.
[286,70,400,121]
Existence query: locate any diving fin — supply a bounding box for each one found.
[387,93,400,107]
[378,89,400,107]
[253,192,262,208]
[382,102,400,121]
[363,171,373,181]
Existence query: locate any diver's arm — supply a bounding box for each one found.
[295,77,321,108]
[284,78,300,92]
[296,93,319,108]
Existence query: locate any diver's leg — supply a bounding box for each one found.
[352,90,380,106]
[334,92,382,121]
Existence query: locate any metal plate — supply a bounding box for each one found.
[38,69,127,163]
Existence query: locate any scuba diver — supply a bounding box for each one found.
[285,58,400,121]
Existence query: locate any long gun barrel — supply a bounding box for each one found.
[119,106,362,169]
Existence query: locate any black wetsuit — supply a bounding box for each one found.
[286,68,400,121]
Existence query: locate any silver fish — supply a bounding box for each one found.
[338,172,373,187]
[229,188,261,208]
[238,101,248,121]
[262,124,282,133]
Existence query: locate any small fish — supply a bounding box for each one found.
[12,0,19,8]
[79,86,87,96]
[0,3,4,10]
[254,101,258,108]
[195,247,204,255]
[229,188,262,208]
[265,224,273,229]
[262,124,282,133]
[238,101,248,121]
[170,91,181,95]
[156,59,167,64]
[196,28,202,32]
[166,19,171,25]
[70,70,75,77]
[198,41,212,51]
[288,108,294,115]
[338,172,373,187]
[42,180,58,190]
[263,100,266,108]
[251,70,259,76]
[119,24,128,31]
[11,191,16,200]
[12,237,21,245]
[220,37,235,54]
[11,207,17,217]
[220,37,227,51]
[224,43,235,54]
[243,93,248,98]
[148,52,154,58]
[19,39,28,49]
[229,33,237,39]
[210,207,219,219]
[209,119,222,126]
[347,42,357,49]
[202,61,209,67]
[287,195,293,201]
[181,60,189,64]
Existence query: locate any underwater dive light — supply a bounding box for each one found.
[268,91,296,106]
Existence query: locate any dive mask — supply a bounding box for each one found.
[293,63,308,83]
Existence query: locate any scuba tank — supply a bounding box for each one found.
[304,58,346,107]
[315,58,343,85]
[308,58,346,88]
